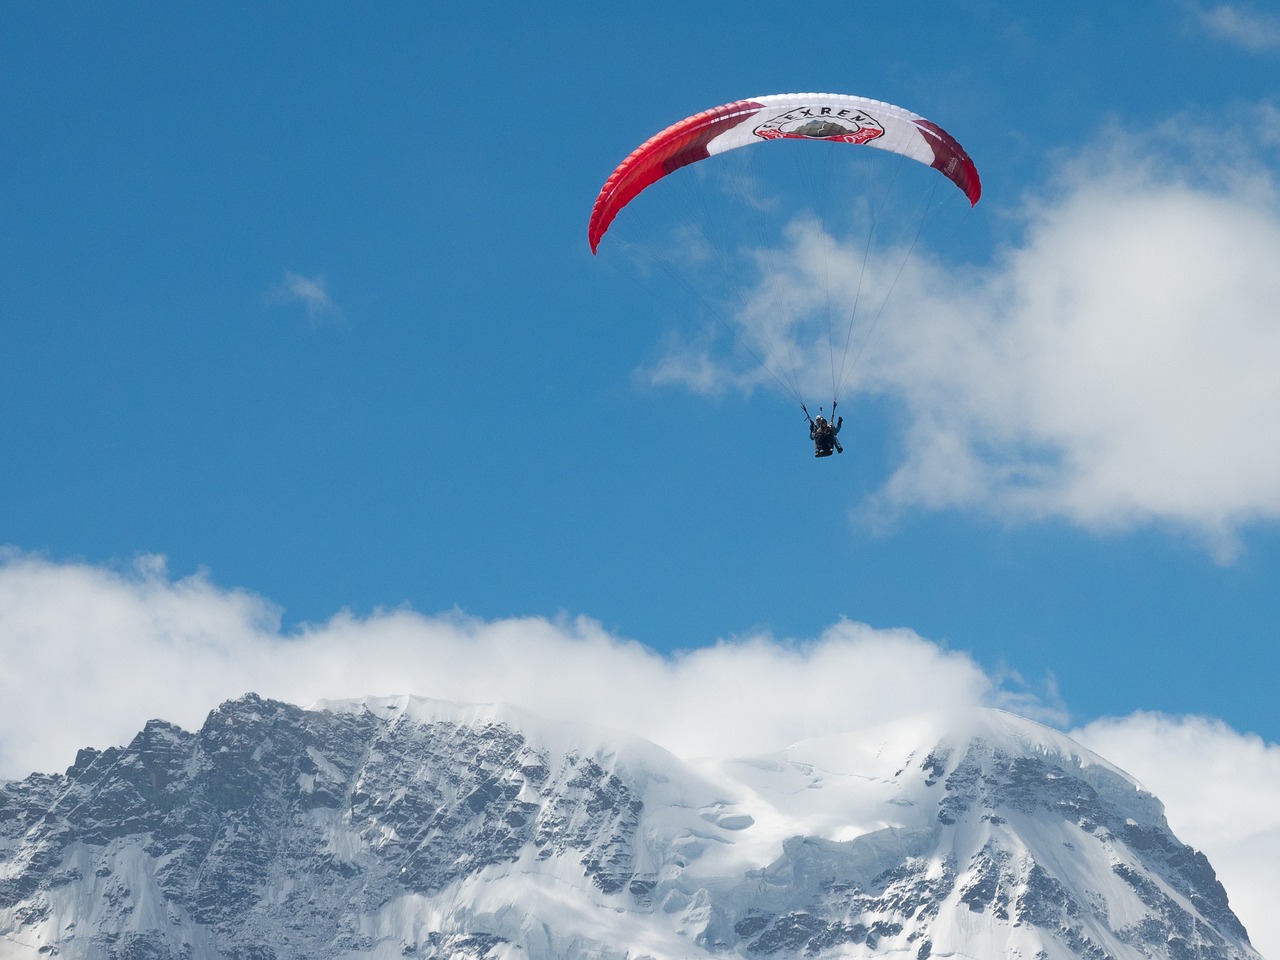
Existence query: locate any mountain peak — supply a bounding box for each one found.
[0,694,1257,959]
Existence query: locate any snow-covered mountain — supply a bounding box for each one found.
[0,693,1258,959]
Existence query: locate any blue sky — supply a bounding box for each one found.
[2,1,1279,948]
[2,0,1278,733]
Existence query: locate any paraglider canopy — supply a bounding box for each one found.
[589,93,980,254]
[588,92,982,457]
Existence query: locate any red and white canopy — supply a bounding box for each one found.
[589,93,981,253]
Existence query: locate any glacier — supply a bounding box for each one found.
[0,693,1259,959]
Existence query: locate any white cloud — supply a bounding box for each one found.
[652,112,1280,558]
[1194,3,1280,52]
[874,147,1280,556]
[1074,713,1280,960]
[271,271,342,321]
[0,550,1272,954]
[0,550,990,779]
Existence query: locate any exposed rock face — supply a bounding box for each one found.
[0,695,1260,959]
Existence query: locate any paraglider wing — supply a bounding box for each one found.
[588,92,981,253]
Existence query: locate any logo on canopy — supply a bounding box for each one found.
[753,106,884,144]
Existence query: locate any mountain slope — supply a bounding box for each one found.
[0,694,1258,959]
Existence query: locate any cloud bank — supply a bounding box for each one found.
[0,550,1274,956]
[0,551,994,780]
[651,109,1280,558]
